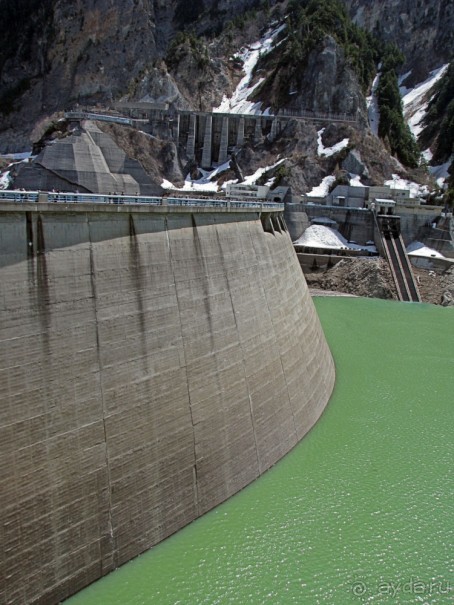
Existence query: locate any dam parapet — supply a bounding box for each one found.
[0,203,335,605]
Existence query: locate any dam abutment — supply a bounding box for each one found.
[0,202,335,605]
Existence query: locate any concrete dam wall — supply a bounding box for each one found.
[0,203,335,605]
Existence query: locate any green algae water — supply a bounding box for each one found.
[67,298,453,605]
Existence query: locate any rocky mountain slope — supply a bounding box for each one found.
[0,0,452,201]
[342,0,454,86]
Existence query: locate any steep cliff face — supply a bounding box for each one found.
[0,0,264,150]
[254,34,367,121]
[342,0,454,84]
[0,0,167,149]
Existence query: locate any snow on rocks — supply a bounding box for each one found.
[294,224,376,253]
[161,158,286,193]
[406,241,446,259]
[427,158,453,188]
[213,24,286,115]
[241,158,286,184]
[349,174,364,187]
[161,161,232,193]
[0,171,11,189]
[367,71,381,136]
[317,128,349,157]
[306,175,336,198]
[401,64,449,138]
[384,174,429,198]
[0,151,34,189]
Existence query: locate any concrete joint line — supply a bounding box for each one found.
[87,216,117,568]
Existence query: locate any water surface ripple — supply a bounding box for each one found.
[67,298,453,605]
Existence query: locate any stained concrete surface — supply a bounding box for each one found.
[13,122,162,195]
[0,204,335,605]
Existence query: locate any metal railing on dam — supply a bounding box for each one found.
[0,189,284,211]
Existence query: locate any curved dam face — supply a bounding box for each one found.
[0,203,335,605]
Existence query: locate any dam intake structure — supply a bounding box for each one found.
[0,201,335,605]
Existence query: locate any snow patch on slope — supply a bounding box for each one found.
[317,128,349,157]
[401,64,449,138]
[161,161,232,193]
[349,174,364,187]
[241,158,286,184]
[367,71,381,136]
[306,176,336,197]
[161,158,287,192]
[294,224,376,252]
[407,241,446,259]
[384,174,429,198]
[0,151,32,161]
[0,171,11,189]
[429,158,452,188]
[214,24,285,115]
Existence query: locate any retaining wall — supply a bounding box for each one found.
[0,203,335,605]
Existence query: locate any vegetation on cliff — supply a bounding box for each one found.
[376,46,421,168]
[418,61,454,205]
[166,32,209,70]
[252,0,380,107]
[419,61,454,163]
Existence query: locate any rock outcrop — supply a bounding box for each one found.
[305,257,399,300]
[342,0,454,84]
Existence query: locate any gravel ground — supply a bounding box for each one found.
[304,257,454,306]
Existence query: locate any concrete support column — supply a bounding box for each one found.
[187,114,196,160]
[268,118,279,142]
[201,115,213,169]
[254,118,262,145]
[218,117,229,165]
[236,117,245,147]
[175,114,180,144]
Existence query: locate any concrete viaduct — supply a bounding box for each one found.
[66,105,357,170]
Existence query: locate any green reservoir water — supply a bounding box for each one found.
[67,298,453,605]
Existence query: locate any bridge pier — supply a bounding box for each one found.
[254,118,262,145]
[187,115,196,160]
[236,117,245,147]
[218,117,229,165]
[201,115,213,169]
[268,118,279,142]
